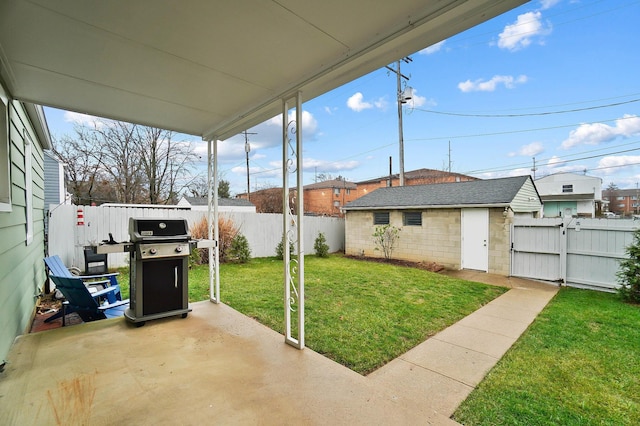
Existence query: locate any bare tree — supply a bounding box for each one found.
[96,121,147,203]
[55,118,197,205]
[53,132,104,205]
[135,127,197,204]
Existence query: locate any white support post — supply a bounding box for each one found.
[295,91,305,349]
[282,92,305,349]
[207,138,220,303]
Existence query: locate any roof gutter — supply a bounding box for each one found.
[24,103,52,150]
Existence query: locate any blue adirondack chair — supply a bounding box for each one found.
[48,275,129,326]
[44,255,123,323]
[44,255,122,301]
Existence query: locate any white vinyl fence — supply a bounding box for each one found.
[48,205,345,269]
[511,217,637,292]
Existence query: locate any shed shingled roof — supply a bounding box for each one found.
[184,196,254,207]
[343,176,531,210]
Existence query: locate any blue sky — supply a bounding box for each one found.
[45,0,640,196]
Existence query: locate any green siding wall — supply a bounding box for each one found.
[0,96,47,364]
[543,201,577,218]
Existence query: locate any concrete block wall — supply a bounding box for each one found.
[488,208,512,275]
[345,209,462,269]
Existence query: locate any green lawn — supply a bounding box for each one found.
[454,288,640,425]
[116,254,505,374]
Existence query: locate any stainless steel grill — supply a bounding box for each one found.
[126,218,192,326]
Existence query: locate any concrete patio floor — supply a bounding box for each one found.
[0,273,558,425]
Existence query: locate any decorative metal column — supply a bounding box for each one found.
[282,92,305,349]
[207,138,220,303]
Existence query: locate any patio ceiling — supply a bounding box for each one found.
[0,0,526,140]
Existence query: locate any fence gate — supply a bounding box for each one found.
[511,217,637,292]
[511,217,565,283]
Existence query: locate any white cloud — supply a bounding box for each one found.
[458,75,527,92]
[543,156,589,174]
[560,115,640,149]
[266,157,359,174]
[373,97,388,110]
[498,11,551,51]
[597,155,640,175]
[324,106,337,115]
[64,111,109,128]
[347,92,372,112]
[347,92,389,112]
[539,0,561,10]
[419,40,446,55]
[509,142,544,157]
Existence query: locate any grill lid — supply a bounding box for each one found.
[129,218,191,242]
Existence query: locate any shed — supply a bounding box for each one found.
[342,176,542,275]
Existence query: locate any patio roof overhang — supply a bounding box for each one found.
[0,0,526,141]
[0,0,527,350]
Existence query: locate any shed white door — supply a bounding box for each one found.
[461,208,489,271]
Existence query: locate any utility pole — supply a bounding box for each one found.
[448,141,452,173]
[531,157,538,180]
[243,130,257,200]
[385,57,412,186]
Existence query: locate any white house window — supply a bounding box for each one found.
[0,87,11,212]
[333,200,340,207]
[346,188,351,195]
[617,196,625,200]
[333,188,340,196]
[403,211,422,226]
[373,212,389,225]
[562,184,573,193]
[24,129,33,245]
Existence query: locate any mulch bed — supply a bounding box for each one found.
[344,255,445,272]
[30,293,82,332]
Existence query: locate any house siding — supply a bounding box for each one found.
[511,179,542,214]
[43,151,64,210]
[0,91,47,364]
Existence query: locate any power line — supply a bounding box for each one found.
[405,115,640,142]
[413,98,640,118]
[465,140,640,174]
[464,143,640,175]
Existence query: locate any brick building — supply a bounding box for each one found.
[303,179,358,217]
[602,188,640,216]
[239,169,478,217]
[355,168,478,195]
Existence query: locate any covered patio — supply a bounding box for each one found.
[0,1,535,423]
[1,273,558,425]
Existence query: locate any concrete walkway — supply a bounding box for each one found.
[0,272,558,425]
[369,270,559,420]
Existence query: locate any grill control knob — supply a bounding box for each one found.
[149,248,157,255]
[175,245,183,253]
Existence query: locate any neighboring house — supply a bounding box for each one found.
[43,150,69,234]
[355,168,478,195]
[535,173,603,218]
[303,179,357,217]
[241,169,478,216]
[343,175,542,275]
[237,188,297,214]
[177,196,256,213]
[0,80,52,364]
[602,188,640,216]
